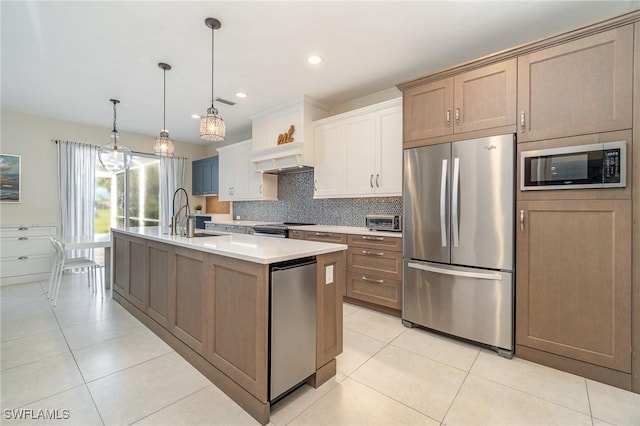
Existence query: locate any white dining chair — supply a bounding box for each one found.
[48,237,103,307]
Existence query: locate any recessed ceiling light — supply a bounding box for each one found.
[307,55,323,65]
[235,92,247,98]
[192,114,201,119]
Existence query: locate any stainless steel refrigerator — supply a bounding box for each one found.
[402,134,514,356]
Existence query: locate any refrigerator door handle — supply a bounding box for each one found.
[407,262,503,281]
[452,157,460,247]
[440,159,448,247]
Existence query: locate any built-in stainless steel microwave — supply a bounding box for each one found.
[521,141,626,191]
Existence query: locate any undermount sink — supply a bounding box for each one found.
[192,232,225,237]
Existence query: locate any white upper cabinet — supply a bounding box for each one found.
[217,140,277,201]
[313,98,402,199]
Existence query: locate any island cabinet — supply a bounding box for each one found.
[403,59,516,146]
[516,199,632,387]
[111,229,345,425]
[517,25,633,143]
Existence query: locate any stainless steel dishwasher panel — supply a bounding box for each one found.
[270,258,317,400]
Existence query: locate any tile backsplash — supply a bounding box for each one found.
[233,171,402,226]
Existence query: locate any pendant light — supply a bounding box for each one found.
[98,99,132,173]
[199,17,225,141]
[154,62,175,157]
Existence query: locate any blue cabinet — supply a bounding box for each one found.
[192,156,219,195]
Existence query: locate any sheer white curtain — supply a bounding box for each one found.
[56,140,98,257]
[160,156,186,232]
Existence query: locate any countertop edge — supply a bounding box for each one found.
[112,228,347,265]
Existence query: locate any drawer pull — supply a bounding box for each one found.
[314,232,332,237]
[18,237,29,240]
[18,256,28,260]
[18,226,28,231]
[362,236,384,241]
[362,276,384,284]
[362,250,384,256]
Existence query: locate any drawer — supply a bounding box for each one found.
[1,237,53,257]
[347,271,401,310]
[304,231,347,244]
[347,247,402,279]
[1,254,52,278]
[289,230,305,240]
[347,234,402,251]
[0,226,56,238]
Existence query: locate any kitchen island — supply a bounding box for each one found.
[111,227,347,425]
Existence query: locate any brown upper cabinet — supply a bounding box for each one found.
[517,25,633,142]
[403,59,516,144]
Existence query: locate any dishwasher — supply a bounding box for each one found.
[270,257,317,401]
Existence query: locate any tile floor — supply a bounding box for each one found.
[1,274,640,426]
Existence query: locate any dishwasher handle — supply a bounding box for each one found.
[271,257,317,272]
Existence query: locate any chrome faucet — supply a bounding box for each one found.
[171,188,191,236]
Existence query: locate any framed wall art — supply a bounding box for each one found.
[0,154,21,203]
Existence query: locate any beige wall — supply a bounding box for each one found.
[0,109,207,227]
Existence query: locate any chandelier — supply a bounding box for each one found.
[154,62,175,157]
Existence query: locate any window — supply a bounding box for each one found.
[95,154,160,233]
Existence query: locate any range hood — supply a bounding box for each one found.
[249,96,329,174]
[249,142,312,174]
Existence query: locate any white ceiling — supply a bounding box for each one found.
[2,1,638,146]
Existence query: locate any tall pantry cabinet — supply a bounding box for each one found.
[398,10,640,393]
[515,23,635,390]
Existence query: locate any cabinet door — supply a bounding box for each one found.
[192,160,204,195]
[217,148,235,201]
[516,199,631,372]
[343,113,375,196]
[147,241,172,328]
[403,78,453,142]
[375,105,402,195]
[517,25,633,142]
[202,157,214,194]
[209,156,219,194]
[454,59,516,133]
[313,122,343,198]
[171,247,208,353]
[232,142,250,199]
[113,235,129,295]
[127,238,147,311]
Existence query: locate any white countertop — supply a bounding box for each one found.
[112,227,347,264]
[289,225,402,238]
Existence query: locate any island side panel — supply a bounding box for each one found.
[206,254,270,403]
[147,240,172,328]
[315,251,345,372]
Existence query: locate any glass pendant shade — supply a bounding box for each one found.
[199,106,225,141]
[98,99,132,173]
[154,130,175,156]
